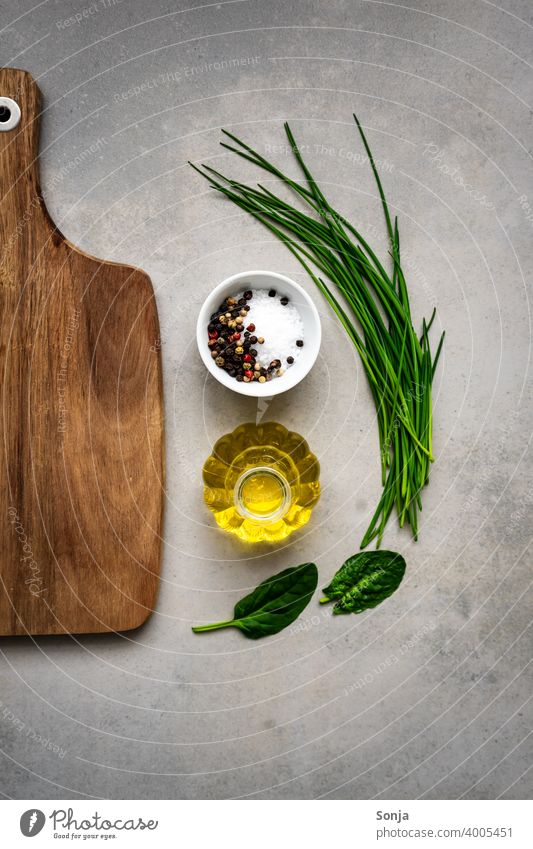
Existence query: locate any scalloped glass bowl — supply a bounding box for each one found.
[203,422,321,542]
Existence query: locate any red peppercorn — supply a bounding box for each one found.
[247,323,256,332]
[243,353,252,363]
[208,330,218,339]
[233,332,241,341]
[244,369,254,379]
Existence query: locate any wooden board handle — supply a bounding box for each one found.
[0,68,52,253]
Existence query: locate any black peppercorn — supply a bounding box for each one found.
[238,298,246,306]
[244,289,253,298]
[244,304,250,311]
[249,335,257,344]
[280,296,289,305]
[236,374,244,382]
[268,289,276,297]
[287,356,294,364]
[296,339,304,347]
[250,348,258,356]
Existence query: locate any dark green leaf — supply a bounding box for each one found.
[192,563,318,639]
[320,551,405,615]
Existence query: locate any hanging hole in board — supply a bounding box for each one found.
[0,97,21,131]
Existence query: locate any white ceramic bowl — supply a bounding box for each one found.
[196,270,321,397]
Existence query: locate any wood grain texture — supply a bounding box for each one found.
[0,68,164,635]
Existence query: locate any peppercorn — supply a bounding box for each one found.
[276,368,285,376]
[215,356,225,367]
[219,315,227,324]
[244,330,250,337]
[254,363,261,371]
[244,369,254,379]
[235,346,244,354]
[250,348,258,356]
[247,323,256,332]
[236,374,244,382]
[243,375,251,383]
[238,298,247,306]
[211,351,218,359]
[208,339,218,348]
[240,308,247,316]
[287,356,294,364]
[257,336,265,344]
[296,339,304,347]
[270,359,281,369]
[227,297,237,306]
[244,304,250,311]
[208,322,216,332]
[208,330,218,339]
[244,290,253,299]
[243,353,252,363]
[268,289,276,297]
[266,373,272,381]
[258,375,266,383]
[280,296,289,305]
[249,335,257,344]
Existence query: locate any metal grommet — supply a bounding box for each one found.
[0,97,21,131]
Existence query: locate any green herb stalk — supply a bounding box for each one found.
[190,117,444,548]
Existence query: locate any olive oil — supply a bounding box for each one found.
[203,422,320,542]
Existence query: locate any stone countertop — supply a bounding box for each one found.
[0,0,531,800]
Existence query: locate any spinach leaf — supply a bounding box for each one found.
[192,562,318,638]
[320,550,405,614]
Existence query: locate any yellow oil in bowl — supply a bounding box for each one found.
[203,422,320,542]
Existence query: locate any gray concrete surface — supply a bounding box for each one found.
[0,0,531,800]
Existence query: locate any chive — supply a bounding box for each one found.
[190,117,444,547]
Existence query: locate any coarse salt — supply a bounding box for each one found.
[242,289,304,370]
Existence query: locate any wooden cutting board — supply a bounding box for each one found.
[0,68,164,635]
